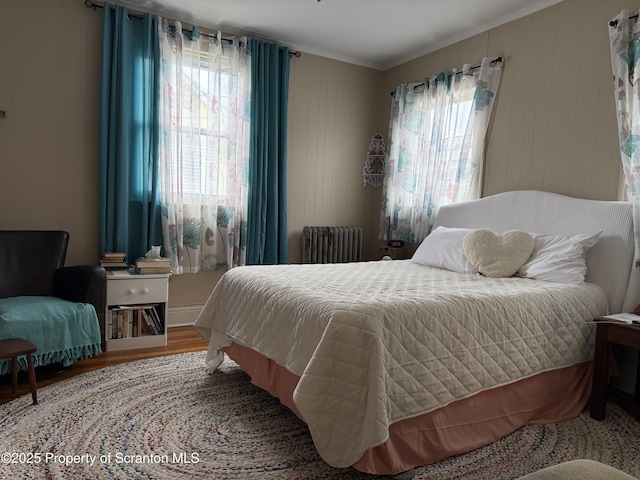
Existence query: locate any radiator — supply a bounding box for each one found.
[302,226,363,264]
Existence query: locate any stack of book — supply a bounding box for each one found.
[135,257,171,274]
[108,305,163,339]
[100,252,128,270]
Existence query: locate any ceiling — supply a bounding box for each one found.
[119,0,564,70]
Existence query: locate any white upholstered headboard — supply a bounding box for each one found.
[433,190,640,314]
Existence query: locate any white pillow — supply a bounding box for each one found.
[411,226,478,273]
[463,229,535,278]
[517,232,601,283]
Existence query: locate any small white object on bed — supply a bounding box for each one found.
[461,228,535,278]
[194,190,640,474]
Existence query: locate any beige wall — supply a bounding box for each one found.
[0,0,102,267]
[0,0,382,325]
[287,53,383,264]
[380,0,639,204]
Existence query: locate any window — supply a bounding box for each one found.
[167,52,244,198]
[379,59,502,244]
[158,23,251,272]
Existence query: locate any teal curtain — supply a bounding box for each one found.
[99,2,162,263]
[246,39,290,265]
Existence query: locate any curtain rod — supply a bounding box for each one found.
[610,14,638,27]
[389,56,503,96]
[84,0,301,58]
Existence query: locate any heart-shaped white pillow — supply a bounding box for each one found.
[463,229,535,278]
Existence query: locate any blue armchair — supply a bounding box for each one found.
[0,231,104,376]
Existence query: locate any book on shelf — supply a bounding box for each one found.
[150,305,164,334]
[140,309,158,335]
[108,305,163,339]
[136,309,143,337]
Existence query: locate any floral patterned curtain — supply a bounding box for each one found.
[379,57,502,244]
[158,20,251,274]
[609,10,640,264]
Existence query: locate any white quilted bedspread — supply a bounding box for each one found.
[194,260,608,468]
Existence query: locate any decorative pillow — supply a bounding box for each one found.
[410,226,478,273]
[463,229,535,278]
[517,232,601,284]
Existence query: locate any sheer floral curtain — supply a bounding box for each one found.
[158,19,251,274]
[379,57,502,243]
[609,10,640,264]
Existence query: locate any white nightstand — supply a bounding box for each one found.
[104,270,169,351]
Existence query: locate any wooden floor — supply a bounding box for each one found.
[0,326,208,405]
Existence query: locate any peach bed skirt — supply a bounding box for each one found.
[224,342,593,476]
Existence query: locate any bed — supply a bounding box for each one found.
[193,190,640,476]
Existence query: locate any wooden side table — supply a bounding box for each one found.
[590,319,640,420]
[0,338,37,405]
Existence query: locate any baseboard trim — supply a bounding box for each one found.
[167,305,204,327]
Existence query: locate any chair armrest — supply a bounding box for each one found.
[53,265,106,319]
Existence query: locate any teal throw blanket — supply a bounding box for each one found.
[0,296,102,376]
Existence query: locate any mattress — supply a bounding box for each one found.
[194,260,609,468]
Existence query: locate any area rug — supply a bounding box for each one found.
[0,351,638,480]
